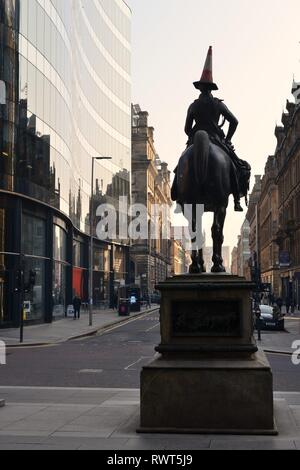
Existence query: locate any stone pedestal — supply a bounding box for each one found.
[139,274,276,435]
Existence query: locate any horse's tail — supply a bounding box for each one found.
[193,131,210,186]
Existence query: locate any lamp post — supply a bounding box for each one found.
[89,156,112,327]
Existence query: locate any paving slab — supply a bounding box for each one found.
[209,439,297,450]
[0,387,300,449]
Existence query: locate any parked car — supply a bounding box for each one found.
[254,305,285,331]
[150,293,161,304]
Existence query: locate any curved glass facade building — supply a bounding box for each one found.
[0,0,131,326]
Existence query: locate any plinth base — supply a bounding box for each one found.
[139,350,277,435]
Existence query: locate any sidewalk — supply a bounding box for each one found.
[0,306,159,348]
[0,386,299,450]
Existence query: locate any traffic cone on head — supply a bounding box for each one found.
[193,46,218,91]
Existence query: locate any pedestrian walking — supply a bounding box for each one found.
[285,298,291,315]
[276,297,283,313]
[113,291,119,311]
[146,292,151,309]
[269,293,275,306]
[73,295,82,320]
[291,301,295,315]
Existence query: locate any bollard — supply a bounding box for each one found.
[0,340,6,407]
[255,307,262,342]
[0,340,6,365]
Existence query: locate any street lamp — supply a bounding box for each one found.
[89,156,112,327]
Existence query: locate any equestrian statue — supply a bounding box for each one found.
[171,46,251,274]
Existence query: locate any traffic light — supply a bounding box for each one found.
[14,269,24,293]
[29,270,36,287]
[24,270,36,294]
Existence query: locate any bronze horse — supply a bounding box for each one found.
[172,130,238,274]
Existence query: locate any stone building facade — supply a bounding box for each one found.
[246,175,262,260]
[238,219,251,279]
[131,105,172,296]
[238,83,300,302]
[231,247,238,275]
[170,234,189,277]
[258,156,280,296]
[275,97,300,304]
[231,219,251,278]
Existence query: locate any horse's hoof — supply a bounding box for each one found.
[189,264,201,274]
[189,267,200,274]
[199,264,207,273]
[189,264,207,274]
[211,265,226,274]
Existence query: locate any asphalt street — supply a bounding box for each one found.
[0,309,300,391]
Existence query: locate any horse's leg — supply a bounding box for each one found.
[211,206,227,273]
[189,204,201,274]
[198,249,206,273]
[190,249,199,273]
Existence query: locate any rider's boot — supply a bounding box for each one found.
[234,198,243,212]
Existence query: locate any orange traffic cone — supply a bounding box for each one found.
[193,46,218,90]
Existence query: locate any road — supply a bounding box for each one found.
[0,310,299,391]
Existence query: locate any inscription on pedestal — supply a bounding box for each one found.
[172,301,241,337]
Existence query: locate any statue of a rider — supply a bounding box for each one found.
[173,46,250,212]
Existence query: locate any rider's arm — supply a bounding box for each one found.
[219,101,238,143]
[184,104,194,137]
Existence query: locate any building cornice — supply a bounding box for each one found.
[276,138,300,182]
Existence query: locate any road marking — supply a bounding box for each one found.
[0,386,139,392]
[139,316,160,322]
[146,323,160,332]
[5,343,58,351]
[78,369,103,374]
[96,309,160,337]
[124,356,153,371]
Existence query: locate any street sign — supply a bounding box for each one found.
[23,301,31,321]
[279,251,290,268]
[67,305,75,318]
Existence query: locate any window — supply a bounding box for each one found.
[22,214,46,257]
[53,224,67,261]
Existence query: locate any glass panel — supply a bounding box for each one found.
[53,224,67,261]
[27,0,37,46]
[23,257,45,322]
[22,213,46,257]
[52,262,66,317]
[73,239,85,268]
[72,267,87,300]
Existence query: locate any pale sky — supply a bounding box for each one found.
[127,0,300,252]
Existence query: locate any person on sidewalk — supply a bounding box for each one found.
[285,298,291,315]
[290,301,295,316]
[276,297,283,313]
[113,291,119,311]
[73,295,82,320]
